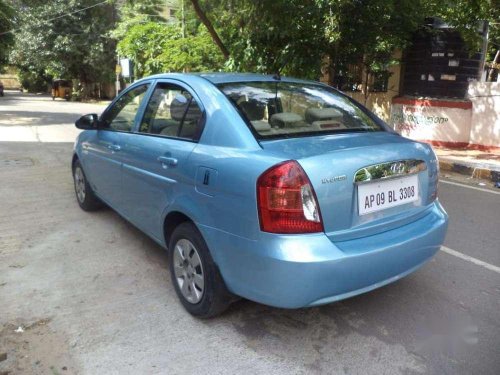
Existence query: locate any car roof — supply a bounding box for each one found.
[143,72,321,86]
[197,72,316,85]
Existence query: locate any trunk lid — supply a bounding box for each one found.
[261,132,438,241]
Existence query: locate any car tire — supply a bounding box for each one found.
[169,222,233,318]
[73,159,103,211]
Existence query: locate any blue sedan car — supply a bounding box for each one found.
[72,73,448,317]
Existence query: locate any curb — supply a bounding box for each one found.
[439,158,500,183]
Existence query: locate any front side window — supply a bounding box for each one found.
[101,84,150,132]
[139,83,203,140]
[218,82,383,139]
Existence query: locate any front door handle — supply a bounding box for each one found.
[158,156,178,168]
[108,144,121,152]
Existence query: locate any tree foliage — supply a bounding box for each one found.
[197,0,325,79]
[0,0,14,70]
[196,0,499,83]
[195,0,428,80]
[112,0,166,41]
[117,21,224,77]
[115,0,224,78]
[6,0,498,94]
[9,0,116,93]
[431,0,500,61]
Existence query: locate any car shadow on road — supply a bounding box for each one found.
[216,277,465,373]
[94,206,170,269]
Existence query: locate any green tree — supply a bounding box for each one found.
[195,0,431,81]
[195,0,325,78]
[431,0,500,61]
[112,0,166,41]
[319,0,432,98]
[193,0,499,84]
[157,27,225,72]
[117,21,223,77]
[0,0,14,70]
[10,0,117,95]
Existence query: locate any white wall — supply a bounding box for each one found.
[468,82,500,148]
[390,99,472,146]
[389,83,500,149]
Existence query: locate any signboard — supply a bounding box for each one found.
[120,58,132,78]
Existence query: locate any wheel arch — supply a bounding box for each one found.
[71,153,79,171]
[163,211,195,250]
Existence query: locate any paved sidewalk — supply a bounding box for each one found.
[434,147,500,184]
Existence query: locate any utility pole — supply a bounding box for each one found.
[478,20,489,81]
[181,0,186,38]
[182,0,186,72]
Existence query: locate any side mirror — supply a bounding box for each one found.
[75,114,99,129]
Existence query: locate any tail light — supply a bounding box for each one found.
[257,160,323,233]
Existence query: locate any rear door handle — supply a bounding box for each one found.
[158,156,178,167]
[108,144,121,152]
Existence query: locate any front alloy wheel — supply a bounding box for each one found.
[74,166,86,204]
[72,159,102,211]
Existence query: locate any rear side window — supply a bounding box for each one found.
[139,83,203,140]
[217,82,383,139]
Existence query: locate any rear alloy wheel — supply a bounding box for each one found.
[173,239,205,304]
[73,159,103,211]
[169,222,233,318]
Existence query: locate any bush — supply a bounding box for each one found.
[18,70,51,93]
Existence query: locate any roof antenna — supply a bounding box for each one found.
[273,51,292,81]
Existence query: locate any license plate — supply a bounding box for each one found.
[358,174,419,215]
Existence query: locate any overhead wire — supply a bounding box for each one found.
[0,0,112,36]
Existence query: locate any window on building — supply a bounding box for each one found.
[370,71,391,93]
[334,64,363,92]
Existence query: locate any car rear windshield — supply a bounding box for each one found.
[217,81,383,139]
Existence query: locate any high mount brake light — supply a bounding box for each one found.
[257,160,323,234]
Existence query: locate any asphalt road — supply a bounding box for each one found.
[0,91,499,375]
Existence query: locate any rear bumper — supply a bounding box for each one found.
[198,201,448,308]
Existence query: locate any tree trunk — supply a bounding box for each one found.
[327,42,339,87]
[189,0,230,60]
[363,70,370,107]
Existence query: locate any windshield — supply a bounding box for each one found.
[217,81,383,139]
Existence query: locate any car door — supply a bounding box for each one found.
[120,81,203,241]
[83,83,151,209]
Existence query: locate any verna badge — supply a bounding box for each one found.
[322,175,347,184]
